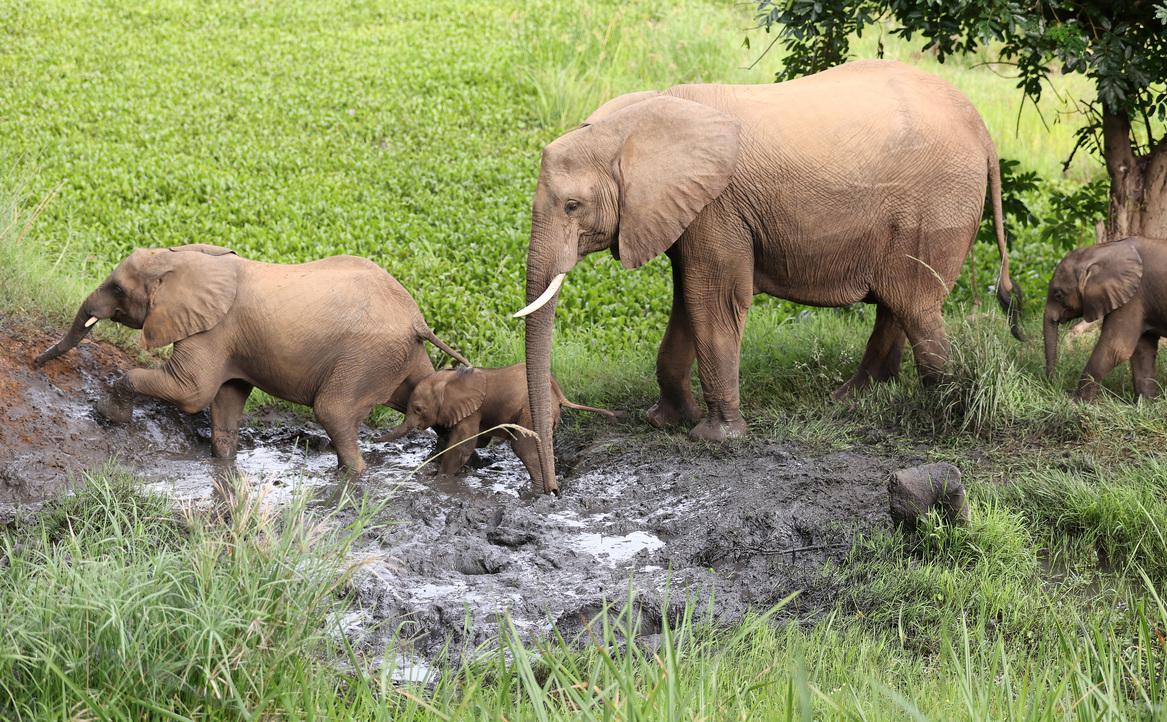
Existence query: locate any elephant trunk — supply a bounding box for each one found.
[1043,310,1060,378]
[380,419,415,442]
[35,299,99,367]
[522,275,564,495]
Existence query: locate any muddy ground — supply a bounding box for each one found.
[1,317,914,670]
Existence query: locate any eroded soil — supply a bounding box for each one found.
[0,317,912,668]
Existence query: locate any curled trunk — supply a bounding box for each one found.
[35,303,96,367]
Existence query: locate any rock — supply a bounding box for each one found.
[887,462,970,529]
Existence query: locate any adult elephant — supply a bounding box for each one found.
[515,60,1022,494]
[35,244,469,474]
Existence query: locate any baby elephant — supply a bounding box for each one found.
[382,363,620,490]
[1044,236,1167,401]
[35,245,469,473]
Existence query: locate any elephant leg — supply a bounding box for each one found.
[646,261,703,429]
[1131,333,1160,399]
[833,303,906,399]
[314,398,369,475]
[209,380,253,459]
[684,268,751,442]
[511,434,545,491]
[898,307,950,386]
[101,351,224,422]
[1076,321,1139,402]
[435,419,479,476]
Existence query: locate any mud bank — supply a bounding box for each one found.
[1,318,911,667]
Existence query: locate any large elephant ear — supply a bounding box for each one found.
[582,90,660,125]
[437,371,487,428]
[1078,239,1143,322]
[141,247,239,348]
[599,95,740,269]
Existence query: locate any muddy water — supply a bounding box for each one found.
[2,325,907,665]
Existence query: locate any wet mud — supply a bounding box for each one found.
[1,318,911,666]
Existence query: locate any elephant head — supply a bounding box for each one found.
[515,93,741,493]
[35,244,239,366]
[382,369,487,440]
[1043,239,1143,377]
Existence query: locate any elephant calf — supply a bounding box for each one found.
[35,244,469,473]
[381,363,620,489]
[1044,236,1167,401]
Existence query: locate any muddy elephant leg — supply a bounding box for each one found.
[314,397,370,475]
[1131,333,1161,400]
[209,380,253,459]
[1076,321,1138,402]
[435,419,480,475]
[99,351,224,423]
[647,259,703,429]
[684,267,752,442]
[898,307,950,386]
[833,303,906,399]
[511,434,545,491]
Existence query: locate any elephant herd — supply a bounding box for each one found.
[33,60,1167,495]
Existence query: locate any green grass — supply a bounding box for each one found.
[3,0,1167,719]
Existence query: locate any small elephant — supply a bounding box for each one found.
[1043,236,1167,401]
[381,363,620,490]
[35,244,469,473]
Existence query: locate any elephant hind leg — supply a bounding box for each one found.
[833,304,906,400]
[898,307,951,386]
[1130,333,1160,399]
[314,397,370,475]
[210,380,253,459]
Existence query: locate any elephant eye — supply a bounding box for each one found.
[564,199,580,214]
[110,284,125,298]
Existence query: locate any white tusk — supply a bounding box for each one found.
[513,273,566,318]
[84,316,99,328]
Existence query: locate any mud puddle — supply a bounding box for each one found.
[1,318,911,668]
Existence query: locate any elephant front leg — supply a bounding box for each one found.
[95,373,137,423]
[1131,333,1161,399]
[647,262,704,429]
[434,419,480,476]
[833,303,906,400]
[1075,320,1138,402]
[685,273,751,442]
[210,380,253,459]
[96,363,220,424]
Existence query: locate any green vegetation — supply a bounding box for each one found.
[2,0,1166,719]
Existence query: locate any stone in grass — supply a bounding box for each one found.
[887,462,970,529]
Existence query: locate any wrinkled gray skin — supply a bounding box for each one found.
[521,60,1022,493]
[1044,236,1167,401]
[382,363,619,489]
[35,245,469,474]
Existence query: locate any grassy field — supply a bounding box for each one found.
[3,0,1166,719]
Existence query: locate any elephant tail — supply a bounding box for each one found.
[988,151,1025,341]
[415,322,472,367]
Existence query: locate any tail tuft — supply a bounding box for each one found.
[996,281,1025,341]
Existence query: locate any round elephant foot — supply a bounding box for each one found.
[831,375,870,401]
[688,415,747,442]
[646,398,703,429]
[95,387,135,424]
[211,433,239,460]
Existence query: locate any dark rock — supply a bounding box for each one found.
[887,462,970,528]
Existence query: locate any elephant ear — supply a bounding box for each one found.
[582,90,660,126]
[601,95,741,269]
[437,370,487,428]
[141,247,239,349]
[1078,239,1143,322]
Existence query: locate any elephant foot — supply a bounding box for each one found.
[211,431,240,460]
[95,380,135,424]
[1073,382,1099,403]
[646,398,703,429]
[831,374,870,401]
[688,414,747,442]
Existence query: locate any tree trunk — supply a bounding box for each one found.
[1102,110,1167,241]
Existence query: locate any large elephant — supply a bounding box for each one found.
[516,60,1022,494]
[35,244,469,473]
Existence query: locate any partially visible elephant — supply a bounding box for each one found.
[35,245,469,473]
[516,60,1023,493]
[381,363,619,487]
[1043,236,1166,401]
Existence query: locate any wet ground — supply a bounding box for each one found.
[1,318,912,667]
